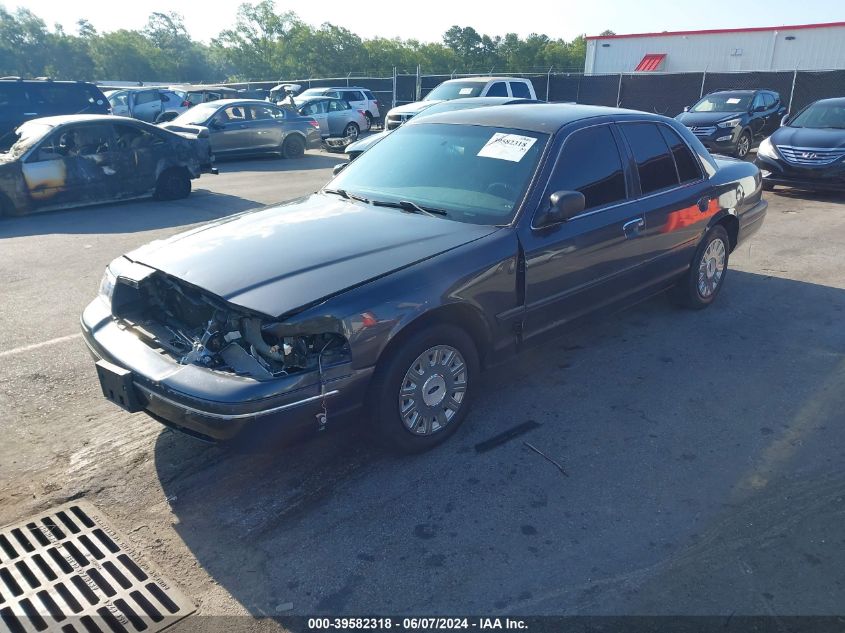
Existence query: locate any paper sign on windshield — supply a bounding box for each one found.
[726,98,741,104]
[477,133,538,162]
[459,88,474,95]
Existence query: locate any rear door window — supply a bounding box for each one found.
[486,82,508,97]
[620,123,679,195]
[134,91,160,105]
[28,84,100,112]
[510,82,532,99]
[0,83,26,110]
[547,125,627,211]
[658,125,702,183]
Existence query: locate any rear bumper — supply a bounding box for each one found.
[80,298,372,442]
[738,199,767,245]
[755,155,845,191]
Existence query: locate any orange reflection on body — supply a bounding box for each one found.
[661,199,720,233]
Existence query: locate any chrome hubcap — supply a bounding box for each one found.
[399,345,467,435]
[698,238,726,298]
[738,136,749,156]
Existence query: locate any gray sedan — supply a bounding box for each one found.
[295,97,368,148]
[164,99,321,159]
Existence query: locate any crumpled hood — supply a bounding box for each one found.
[127,194,499,317]
[389,101,441,116]
[676,111,744,126]
[769,126,845,150]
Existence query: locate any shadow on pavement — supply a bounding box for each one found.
[214,151,346,174]
[154,271,845,619]
[0,189,265,238]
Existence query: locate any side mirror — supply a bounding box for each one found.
[753,105,766,113]
[780,115,790,127]
[683,106,690,112]
[332,162,349,176]
[535,191,585,227]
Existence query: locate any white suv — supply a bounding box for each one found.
[385,77,538,130]
[294,87,382,129]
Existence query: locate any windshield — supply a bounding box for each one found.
[8,123,54,157]
[691,94,752,113]
[789,102,845,129]
[328,123,548,225]
[170,103,219,126]
[424,81,485,101]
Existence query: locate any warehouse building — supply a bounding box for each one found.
[585,22,845,74]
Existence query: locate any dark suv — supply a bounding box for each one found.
[0,79,110,150]
[676,90,786,159]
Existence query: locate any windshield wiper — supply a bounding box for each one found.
[323,188,370,203]
[371,199,448,218]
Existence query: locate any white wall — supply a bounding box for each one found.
[585,25,845,74]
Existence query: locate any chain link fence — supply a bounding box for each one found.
[222,68,845,116]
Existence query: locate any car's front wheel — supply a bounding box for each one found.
[671,225,730,309]
[734,130,751,159]
[369,323,479,453]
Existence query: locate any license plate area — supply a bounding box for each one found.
[96,359,142,412]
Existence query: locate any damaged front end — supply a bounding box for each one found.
[99,257,349,381]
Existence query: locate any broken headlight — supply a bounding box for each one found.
[98,256,132,305]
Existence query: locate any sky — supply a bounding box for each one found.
[8,0,845,43]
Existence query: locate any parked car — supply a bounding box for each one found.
[295,96,368,149]
[82,104,766,453]
[164,99,321,159]
[0,115,215,217]
[755,97,845,191]
[345,97,543,160]
[676,89,786,159]
[384,76,538,130]
[183,87,242,106]
[107,88,191,124]
[0,79,110,150]
[287,87,382,129]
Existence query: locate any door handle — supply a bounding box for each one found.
[622,218,645,238]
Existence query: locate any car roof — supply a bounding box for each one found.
[442,76,531,84]
[304,86,370,91]
[707,89,758,95]
[406,103,656,134]
[198,98,275,106]
[19,114,128,127]
[296,96,345,102]
[810,97,845,106]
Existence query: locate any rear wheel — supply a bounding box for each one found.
[343,122,360,141]
[762,181,775,192]
[368,324,479,453]
[154,168,191,201]
[671,225,730,310]
[734,131,751,159]
[364,112,374,131]
[281,134,306,159]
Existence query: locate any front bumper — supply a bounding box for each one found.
[755,155,845,191]
[686,126,742,154]
[80,298,372,442]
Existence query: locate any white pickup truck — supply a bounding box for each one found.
[385,76,538,130]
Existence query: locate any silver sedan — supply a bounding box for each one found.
[295,97,368,148]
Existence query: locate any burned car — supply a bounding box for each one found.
[0,115,215,216]
[82,104,766,453]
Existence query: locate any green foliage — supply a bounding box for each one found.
[0,2,589,82]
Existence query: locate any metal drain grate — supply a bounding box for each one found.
[0,501,194,633]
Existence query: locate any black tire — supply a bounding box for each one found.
[762,181,775,192]
[734,130,751,159]
[368,323,480,454]
[343,122,360,141]
[154,168,191,201]
[671,225,730,310]
[364,112,373,131]
[281,134,306,159]
[0,194,14,218]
